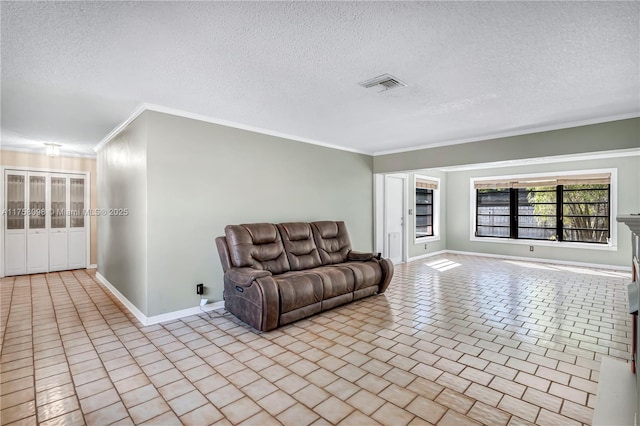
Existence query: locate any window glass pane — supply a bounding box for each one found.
[7,174,25,230]
[476,189,510,238]
[416,187,433,238]
[562,184,610,243]
[477,226,510,237]
[517,186,557,240]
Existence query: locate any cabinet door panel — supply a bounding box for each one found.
[5,234,26,276]
[27,231,48,274]
[49,231,68,271]
[68,232,85,269]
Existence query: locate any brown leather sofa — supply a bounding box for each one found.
[215,221,394,331]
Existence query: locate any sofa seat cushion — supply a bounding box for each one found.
[341,261,383,290]
[310,265,355,299]
[274,272,323,313]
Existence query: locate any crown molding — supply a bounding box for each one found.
[372,112,640,156]
[94,103,370,155]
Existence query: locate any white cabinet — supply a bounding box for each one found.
[3,170,88,276]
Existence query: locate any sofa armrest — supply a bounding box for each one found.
[224,268,279,331]
[347,250,377,262]
[226,267,272,287]
[378,258,394,294]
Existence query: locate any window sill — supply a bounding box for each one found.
[415,236,441,244]
[469,236,617,251]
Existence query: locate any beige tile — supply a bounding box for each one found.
[79,387,121,414]
[346,389,386,415]
[560,400,594,424]
[220,396,262,424]
[277,403,319,426]
[438,409,482,426]
[497,395,539,422]
[206,383,244,408]
[37,395,79,422]
[406,395,447,424]
[1,387,34,409]
[314,396,355,424]
[239,409,281,426]
[372,402,415,426]
[121,383,160,408]
[548,382,587,405]
[467,401,511,426]
[179,403,224,425]
[167,389,208,416]
[341,410,384,425]
[0,400,36,424]
[258,389,297,415]
[435,388,475,414]
[536,408,581,426]
[521,387,562,413]
[39,409,85,426]
[128,396,171,424]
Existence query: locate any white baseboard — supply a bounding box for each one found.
[94,272,225,326]
[145,300,225,326]
[407,250,448,262]
[87,264,97,269]
[444,249,631,272]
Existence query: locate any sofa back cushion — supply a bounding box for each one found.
[311,221,352,265]
[225,223,290,274]
[277,223,322,271]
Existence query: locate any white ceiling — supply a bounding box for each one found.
[1,1,638,157]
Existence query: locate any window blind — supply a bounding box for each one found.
[416,178,438,190]
[474,173,610,190]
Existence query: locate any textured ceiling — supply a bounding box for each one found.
[1,1,638,157]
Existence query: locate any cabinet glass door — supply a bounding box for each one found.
[70,178,84,228]
[50,177,67,229]
[7,174,25,230]
[29,176,46,229]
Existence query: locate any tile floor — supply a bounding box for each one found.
[0,254,632,425]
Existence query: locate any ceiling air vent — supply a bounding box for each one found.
[358,74,407,92]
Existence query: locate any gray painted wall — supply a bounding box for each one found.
[408,169,447,258]
[445,155,640,267]
[144,111,374,316]
[374,118,639,173]
[97,114,149,315]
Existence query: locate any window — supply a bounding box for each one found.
[473,172,612,245]
[415,175,440,241]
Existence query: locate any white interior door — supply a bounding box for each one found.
[49,175,68,272]
[27,173,48,274]
[68,176,86,269]
[5,171,27,276]
[385,175,406,264]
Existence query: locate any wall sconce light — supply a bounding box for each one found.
[45,143,61,158]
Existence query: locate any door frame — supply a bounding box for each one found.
[1,166,91,278]
[374,173,408,264]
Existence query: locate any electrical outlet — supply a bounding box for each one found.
[196,283,204,295]
[529,246,534,252]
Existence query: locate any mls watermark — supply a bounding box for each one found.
[2,208,129,217]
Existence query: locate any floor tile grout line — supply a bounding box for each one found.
[75,269,205,424]
[38,271,85,425]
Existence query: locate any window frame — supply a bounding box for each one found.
[469,168,617,251]
[414,174,440,243]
